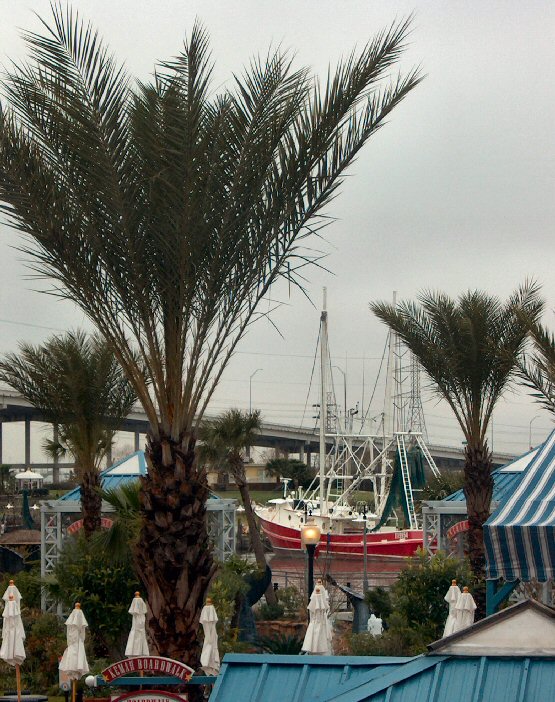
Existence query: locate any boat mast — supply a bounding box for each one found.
[378,291,396,512]
[319,288,328,516]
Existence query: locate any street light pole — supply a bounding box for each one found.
[249,368,262,414]
[529,415,540,450]
[301,523,321,599]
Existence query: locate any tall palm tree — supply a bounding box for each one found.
[371,285,542,612]
[0,331,137,536]
[519,323,555,417]
[0,5,421,662]
[199,409,276,603]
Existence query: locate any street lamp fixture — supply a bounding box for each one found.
[529,415,540,450]
[301,523,321,596]
[249,368,263,414]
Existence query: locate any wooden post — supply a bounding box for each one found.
[15,663,21,702]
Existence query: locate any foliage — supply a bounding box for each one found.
[347,612,427,657]
[364,586,393,620]
[392,551,472,642]
[518,322,555,416]
[0,568,41,610]
[93,481,142,563]
[0,465,14,495]
[421,471,465,501]
[276,585,303,618]
[0,331,136,471]
[256,633,303,654]
[207,556,259,652]
[255,602,285,621]
[371,286,542,444]
[199,409,261,478]
[346,552,472,656]
[45,534,140,658]
[0,611,67,693]
[266,458,314,489]
[0,3,421,654]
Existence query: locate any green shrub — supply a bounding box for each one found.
[392,550,472,641]
[257,633,303,654]
[0,569,42,609]
[255,602,285,621]
[276,585,303,618]
[347,612,427,657]
[44,534,139,659]
[364,586,392,620]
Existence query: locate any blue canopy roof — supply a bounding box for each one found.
[59,451,222,502]
[445,447,539,504]
[484,429,555,581]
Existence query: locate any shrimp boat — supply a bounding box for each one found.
[255,290,440,561]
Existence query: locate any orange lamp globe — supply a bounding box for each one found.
[301,523,321,546]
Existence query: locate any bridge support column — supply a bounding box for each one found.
[134,432,140,451]
[106,443,113,468]
[52,425,60,484]
[24,417,31,467]
[299,443,306,462]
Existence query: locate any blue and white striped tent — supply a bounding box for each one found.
[484,429,555,582]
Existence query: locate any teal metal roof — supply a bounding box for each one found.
[210,655,411,702]
[211,654,555,702]
[59,450,222,501]
[319,656,555,702]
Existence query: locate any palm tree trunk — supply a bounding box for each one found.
[80,470,102,537]
[134,433,216,669]
[233,470,278,607]
[463,440,494,618]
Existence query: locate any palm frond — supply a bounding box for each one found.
[0,7,421,448]
[371,282,543,444]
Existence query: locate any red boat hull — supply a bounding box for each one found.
[259,516,423,559]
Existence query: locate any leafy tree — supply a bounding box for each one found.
[266,457,314,489]
[349,552,472,656]
[393,551,472,641]
[0,4,421,662]
[421,471,465,501]
[199,409,277,604]
[371,285,542,612]
[0,332,136,536]
[45,534,139,658]
[519,322,555,418]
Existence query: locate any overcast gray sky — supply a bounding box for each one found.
[0,0,554,461]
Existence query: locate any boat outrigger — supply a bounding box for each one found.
[255,290,440,560]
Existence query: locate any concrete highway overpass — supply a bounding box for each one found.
[0,387,516,479]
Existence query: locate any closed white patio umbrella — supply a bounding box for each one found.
[2,580,21,605]
[125,592,149,657]
[302,586,332,655]
[454,587,477,632]
[0,593,25,702]
[59,603,89,702]
[442,579,462,637]
[200,598,220,675]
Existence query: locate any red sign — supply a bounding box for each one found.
[112,691,187,702]
[447,520,470,540]
[102,657,194,683]
[67,517,113,535]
